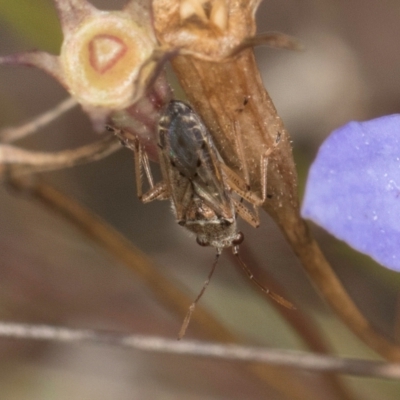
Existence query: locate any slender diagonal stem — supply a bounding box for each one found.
[0,97,78,143]
[0,135,121,178]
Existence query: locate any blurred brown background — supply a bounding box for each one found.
[1,0,400,399]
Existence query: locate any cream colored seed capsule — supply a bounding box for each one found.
[60,12,154,109]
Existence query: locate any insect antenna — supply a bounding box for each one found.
[178,250,221,340]
[232,247,295,310]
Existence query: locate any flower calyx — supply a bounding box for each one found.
[0,0,169,131]
[152,0,301,61]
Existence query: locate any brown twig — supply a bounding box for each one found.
[0,321,399,380]
[0,135,121,179]
[0,97,78,143]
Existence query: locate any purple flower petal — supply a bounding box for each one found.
[301,114,400,271]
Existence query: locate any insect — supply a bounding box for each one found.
[108,100,293,338]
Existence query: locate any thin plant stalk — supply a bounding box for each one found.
[0,322,399,380]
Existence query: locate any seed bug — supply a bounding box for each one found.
[108,100,293,338]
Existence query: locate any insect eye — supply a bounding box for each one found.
[196,237,209,247]
[232,232,244,245]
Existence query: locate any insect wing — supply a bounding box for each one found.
[158,141,192,222]
[159,101,233,220]
[190,127,232,219]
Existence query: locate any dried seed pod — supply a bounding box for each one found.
[0,0,170,132]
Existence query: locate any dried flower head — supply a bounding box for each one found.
[0,0,167,131]
[152,0,261,60]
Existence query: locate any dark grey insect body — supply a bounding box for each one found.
[158,100,243,250]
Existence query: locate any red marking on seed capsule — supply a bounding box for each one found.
[88,35,127,74]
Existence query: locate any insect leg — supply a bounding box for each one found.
[131,136,154,199]
[227,119,264,226]
[141,181,169,203]
[220,164,262,227]
[222,130,281,217]
[232,120,250,186]
[231,197,259,228]
[107,125,168,202]
[259,132,282,203]
[221,163,262,204]
[230,133,280,223]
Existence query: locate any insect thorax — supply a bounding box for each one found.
[180,196,241,249]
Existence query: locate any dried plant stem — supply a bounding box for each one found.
[0,97,78,143]
[283,218,400,361]
[230,246,355,400]
[171,49,400,361]
[0,135,121,179]
[1,321,400,380]
[9,178,319,400]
